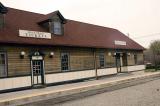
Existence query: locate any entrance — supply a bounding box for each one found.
[30,52,45,86]
[32,60,44,85]
[116,53,121,73]
[115,52,128,73]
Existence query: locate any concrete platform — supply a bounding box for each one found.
[0,71,160,106]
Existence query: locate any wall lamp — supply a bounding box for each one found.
[20,51,25,59]
[127,53,131,56]
[114,53,116,56]
[49,52,54,58]
[108,52,112,56]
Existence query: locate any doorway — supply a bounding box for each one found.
[115,52,128,73]
[31,60,44,85]
[116,53,121,73]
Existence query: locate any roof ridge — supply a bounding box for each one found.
[7,7,45,16]
[67,19,118,31]
[45,10,59,15]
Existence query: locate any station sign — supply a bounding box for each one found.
[114,40,126,46]
[19,30,51,39]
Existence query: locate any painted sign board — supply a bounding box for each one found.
[32,56,43,60]
[114,40,126,46]
[19,30,51,39]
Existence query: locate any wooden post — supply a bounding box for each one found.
[94,49,98,80]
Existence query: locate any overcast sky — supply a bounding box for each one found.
[1,0,160,48]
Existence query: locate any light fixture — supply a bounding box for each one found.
[108,52,111,56]
[49,52,54,58]
[127,53,131,56]
[114,53,116,56]
[20,51,25,59]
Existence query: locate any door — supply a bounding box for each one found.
[116,53,121,73]
[31,60,44,85]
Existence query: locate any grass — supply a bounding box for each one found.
[145,69,160,72]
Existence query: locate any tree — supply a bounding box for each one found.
[150,40,160,54]
[149,40,160,70]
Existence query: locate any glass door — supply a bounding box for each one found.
[32,60,44,85]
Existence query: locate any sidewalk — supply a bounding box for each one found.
[0,71,160,106]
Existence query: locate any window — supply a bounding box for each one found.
[61,53,69,71]
[52,21,62,35]
[99,53,105,68]
[0,52,7,77]
[134,54,137,65]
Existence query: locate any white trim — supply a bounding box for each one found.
[43,60,46,84]
[127,65,145,72]
[31,60,34,85]
[46,68,117,84]
[0,76,31,90]
[46,70,95,84]
[0,65,145,91]
[97,68,117,76]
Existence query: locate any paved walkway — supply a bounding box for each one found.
[0,70,159,105]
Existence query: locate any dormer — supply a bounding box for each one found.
[0,2,8,28]
[38,11,66,35]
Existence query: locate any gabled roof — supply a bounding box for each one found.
[0,2,8,14]
[0,7,144,50]
[38,10,66,24]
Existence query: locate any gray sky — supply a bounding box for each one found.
[1,0,160,48]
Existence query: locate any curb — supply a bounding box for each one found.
[1,72,160,106]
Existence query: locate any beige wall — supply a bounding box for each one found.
[7,47,31,76]
[127,51,144,66]
[105,51,116,67]
[70,48,94,71]
[0,46,144,77]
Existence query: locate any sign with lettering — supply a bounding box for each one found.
[19,30,51,39]
[114,40,126,46]
[32,56,43,60]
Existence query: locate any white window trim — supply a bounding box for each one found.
[0,52,7,77]
[61,52,70,71]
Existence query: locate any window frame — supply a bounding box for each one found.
[0,52,8,78]
[99,52,105,68]
[61,52,70,71]
[52,20,63,35]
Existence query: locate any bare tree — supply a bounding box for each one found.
[149,40,160,70]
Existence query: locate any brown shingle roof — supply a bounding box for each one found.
[0,7,144,50]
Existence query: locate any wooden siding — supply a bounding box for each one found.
[6,47,30,76]
[70,48,94,71]
[0,46,144,77]
[44,49,61,73]
[127,51,144,65]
